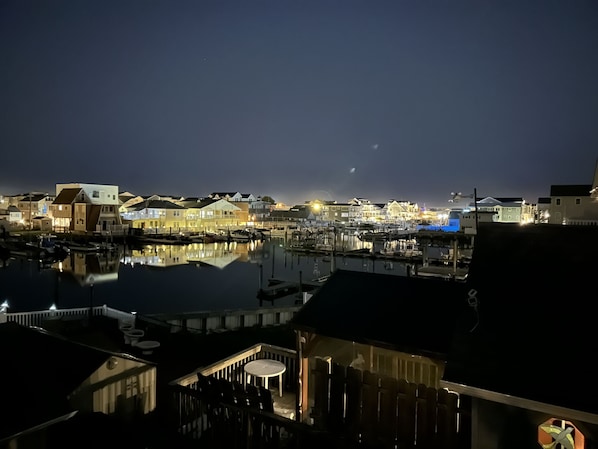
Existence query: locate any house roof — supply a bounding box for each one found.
[550,184,592,197]
[210,192,239,197]
[289,269,469,359]
[87,205,102,231]
[17,193,49,202]
[129,199,185,211]
[53,188,82,205]
[537,197,551,204]
[442,223,598,423]
[0,322,112,440]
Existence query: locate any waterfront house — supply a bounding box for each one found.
[0,321,156,447]
[121,198,186,233]
[441,223,598,449]
[320,202,359,224]
[49,183,123,234]
[182,197,244,231]
[473,196,535,224]
[49,187,85,232]
[270,204,315,223]
[383,199,420,224]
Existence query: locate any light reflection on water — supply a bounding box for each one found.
[0,237,407,315]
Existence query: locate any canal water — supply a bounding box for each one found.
[0,236,407,315]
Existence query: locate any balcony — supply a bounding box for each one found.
[167,343,347,448]
[171,342,297,420]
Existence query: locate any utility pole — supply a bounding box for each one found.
[474,187,478,234]
[29,193,33,231]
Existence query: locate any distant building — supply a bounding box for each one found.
[50,183,123,233]
[548,184,598,225]
[474,197,535,224]
[14,193,54,226]
[547,160,598,225]
[536,197,551,223]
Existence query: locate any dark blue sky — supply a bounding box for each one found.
[2,0,597,207]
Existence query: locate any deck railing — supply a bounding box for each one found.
[172,342,297,391]
[1,304,135,327]
[150,305,301,334]
[168,384,342,448]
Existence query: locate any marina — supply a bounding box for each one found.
[0,229,473,316]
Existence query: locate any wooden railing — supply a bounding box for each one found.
[168,384,344,449]
[3,304,135,328]
[173,343,297,391]
[149,305,301,333]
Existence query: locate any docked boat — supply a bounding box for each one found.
[229,229,252,242]
[54,239,102,253]
[358,231,389,242]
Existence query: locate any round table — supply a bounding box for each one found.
[244,359,286,397]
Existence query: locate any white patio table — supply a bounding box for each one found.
[244,359,286,398]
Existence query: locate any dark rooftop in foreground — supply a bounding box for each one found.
[443,223,598,418]
[290,269,469,359]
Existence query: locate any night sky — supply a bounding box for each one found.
[2,0,597,207]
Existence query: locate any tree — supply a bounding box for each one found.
[261,195,275,204]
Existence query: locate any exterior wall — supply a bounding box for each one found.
[361,204,384,222]
[97,204,122,231]
[385,201,419,223]
[549,195,598,225]
[470,398,598,449]
[57,183,119,206]
[16,197,53,222]
[124,207,184,231]
[70,356,157,417]
[73,203,89,233]
[49,203,73,231]
[32,218,53,231]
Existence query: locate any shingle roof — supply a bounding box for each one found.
[550,184,592,196]
[289,270,469,359]
[0,323,110,440]
[130,199,186,211]
[53,188,82,204]
[443,223,598,418]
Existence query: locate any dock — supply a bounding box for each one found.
[257,278,323,302]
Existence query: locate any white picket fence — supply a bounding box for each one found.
[0,304,135,327]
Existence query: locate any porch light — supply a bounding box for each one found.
[0,300,8,312]
[49,304,57,311]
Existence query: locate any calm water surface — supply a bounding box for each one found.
[0,237,407,315]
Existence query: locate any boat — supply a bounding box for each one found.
[2,235,70,260]
[229,229,253,242]
[54,239,102,253]
[358,231,389,242]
